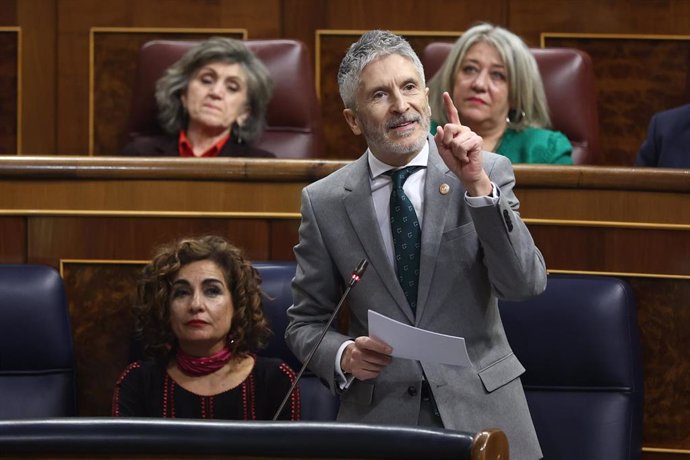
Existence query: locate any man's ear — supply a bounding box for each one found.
[343,108,362,136]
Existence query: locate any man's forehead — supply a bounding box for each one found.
[358,54,424,87]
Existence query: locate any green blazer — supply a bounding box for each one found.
[430,122,573,165]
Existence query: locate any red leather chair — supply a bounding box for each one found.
[253,261,339,422]
[422,43,600,164]
[127,39,323,158]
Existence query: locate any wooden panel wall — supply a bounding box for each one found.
[0,28,19,155]
[4,0,690,163]
[544,34,690,166]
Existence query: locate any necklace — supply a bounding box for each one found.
[176,346,232,377]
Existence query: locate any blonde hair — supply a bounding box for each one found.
[428,23,550,130]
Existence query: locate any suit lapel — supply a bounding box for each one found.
[415,139,454,322]
[343,155,415,323]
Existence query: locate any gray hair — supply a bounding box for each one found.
[155,37,273,144]
[428,23,550,130]
[337,30,425,110]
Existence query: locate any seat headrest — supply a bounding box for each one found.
[253,262,301,371]
[499,275,640,388]
[127,39,323,158]
[0,264,73,370]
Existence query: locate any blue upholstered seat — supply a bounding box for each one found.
[499,274,644,460]
[0,264,77,418]
[254,261,339,421]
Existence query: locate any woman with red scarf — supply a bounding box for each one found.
[112,235,299,420]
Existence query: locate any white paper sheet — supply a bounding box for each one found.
[367,310,471,367]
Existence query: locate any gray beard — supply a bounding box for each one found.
[362,115,430,157]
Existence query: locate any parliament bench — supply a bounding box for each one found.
[0,418,507,459]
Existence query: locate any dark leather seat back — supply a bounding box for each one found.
[499,274,643,460]
[0,264,77,418]
[422,42,600,164]
[128,39,323,158]
[0,418,498,459]
[254,261,339,421]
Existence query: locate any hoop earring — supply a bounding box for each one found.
[506,109,526,126]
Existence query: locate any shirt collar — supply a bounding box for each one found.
[178,131,230,157]
[367,140,430,180]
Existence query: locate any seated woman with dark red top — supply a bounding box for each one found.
[112,235,299,420]
[122,37,274,158]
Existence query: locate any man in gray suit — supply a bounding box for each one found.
[285,30,546,459]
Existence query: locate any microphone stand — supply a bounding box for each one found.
[272,259,368,420]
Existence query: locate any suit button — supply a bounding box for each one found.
[407,385,417,396]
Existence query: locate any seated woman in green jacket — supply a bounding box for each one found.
[428,23,573,164]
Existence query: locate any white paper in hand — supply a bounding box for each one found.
[367,310,470,367]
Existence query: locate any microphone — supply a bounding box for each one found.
[273,258,368,420]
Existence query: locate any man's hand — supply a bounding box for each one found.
[434,92,492,196]
[341,336,393,381]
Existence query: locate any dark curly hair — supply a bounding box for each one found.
[134,235,271,363]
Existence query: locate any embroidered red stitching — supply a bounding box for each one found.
[279,362,301,420]
[112,362,142,416]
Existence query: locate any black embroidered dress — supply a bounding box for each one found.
[113,356,300,420]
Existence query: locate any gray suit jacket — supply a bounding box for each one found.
[286,137,546,459]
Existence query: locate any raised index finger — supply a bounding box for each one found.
[443,91,462,125]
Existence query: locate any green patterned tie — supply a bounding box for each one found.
[386,166,423,312]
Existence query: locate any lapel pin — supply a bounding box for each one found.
[439,183,450,195]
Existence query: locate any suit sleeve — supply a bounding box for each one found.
[635,114,659,166]
[285,186,352,393]
[470,154,547,300]
[120,141,143,156]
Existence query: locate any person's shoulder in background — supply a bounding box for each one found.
[120,135,177,156]
[120,134,276,158]
[221,142,276,158]
[636,104,690,168]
